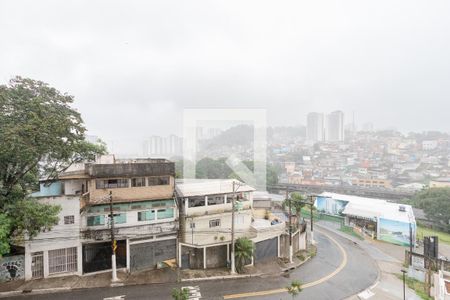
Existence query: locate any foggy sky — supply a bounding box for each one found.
[1,1,449,154]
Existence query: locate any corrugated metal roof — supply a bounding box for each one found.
[321,192,415,223]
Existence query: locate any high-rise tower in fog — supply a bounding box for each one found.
[142,134,182,158]
[306,112,325,142]
[326,110,345,141]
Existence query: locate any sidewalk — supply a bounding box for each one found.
[180,250,312,282]
[0,249,313,298]
[315,222,421,300]
[0,268,175,298]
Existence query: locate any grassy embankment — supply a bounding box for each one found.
[300,208,364,240]
[395,274,432,300]
[416,225,450,246]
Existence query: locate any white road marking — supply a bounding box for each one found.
[103,295,126,300]
[182,286,202,299]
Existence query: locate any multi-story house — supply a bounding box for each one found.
[176,179,292,270]
[25,155,178,279]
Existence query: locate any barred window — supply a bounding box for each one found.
[207,195,224,205]
[96,178,129,189]
[188,196,205,208]
[64,215,75,225]
[148,176,170,186]
[131,177,146,187]
[48,247,77,274]
[209,219,221,228]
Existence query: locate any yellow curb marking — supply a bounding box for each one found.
[223,229,348,299]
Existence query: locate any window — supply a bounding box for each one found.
[207,195,224,206]
[209,219,221,228]
[48,247,77,274]
[131,177,146,187]
[157,208,174,219]
[87,215,105,226]
[138,210,155,221]
[109,213,126,224]
[64,215,75,225]
[148,176,170,186]
[188,197,205,208]
[96,178,129,189]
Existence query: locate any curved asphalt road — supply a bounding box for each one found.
[10,228,378,300]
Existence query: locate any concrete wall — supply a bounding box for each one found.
[206,245,227,268]
[182,210,253,245]
[64,179,85,195]
[25,195,82,280]
[34,195,81,240]
[0,255,24,282]
[31,182,62,197]
[251,222,285,243]
[88,162,175,178]
[280,231,304,258]
[88,176,174,203]
[24,239,82,280]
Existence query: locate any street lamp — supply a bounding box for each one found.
[401,269,406,300]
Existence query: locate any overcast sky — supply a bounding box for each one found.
[1,1,449,154]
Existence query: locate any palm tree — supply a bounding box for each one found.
[171,287,189,300]
[234,237,254,273]
[286,280,303,300]
[283,192,306,224]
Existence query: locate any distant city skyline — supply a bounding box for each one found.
[4,1,448,154]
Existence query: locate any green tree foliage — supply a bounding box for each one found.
[0,215,11,255]
[0,77,106,255]
[409,188,450,231]
[283,192,306,223]
[193,157,279,186]
[286,280,303,299]
[171,287,189,300]
[7,200,61,244]
[234,237,254,273]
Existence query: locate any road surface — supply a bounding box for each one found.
[10,228,378,300]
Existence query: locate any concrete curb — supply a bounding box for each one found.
[0,245,315,298]
[0,287,72,298]
[180,273,262,282]
[181,247,314,283]
[0,290,22,298]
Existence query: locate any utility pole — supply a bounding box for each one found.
[190,217,194,244]
[409,222,413,265]
[401,269,406,300]
[109,191,118,282]
[231,180,236,274]
[309,195,315,245]
[287,188,293,263]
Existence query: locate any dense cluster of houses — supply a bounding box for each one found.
[20,155,306,280]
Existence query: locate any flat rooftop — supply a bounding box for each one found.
[175,179,255,197]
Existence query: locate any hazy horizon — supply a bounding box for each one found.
[1,1,450,154]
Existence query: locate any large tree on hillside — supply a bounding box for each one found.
[410,187,450,231]
[0,77,106,255]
